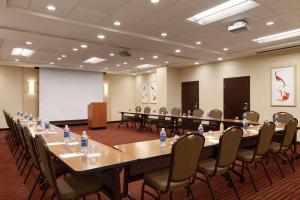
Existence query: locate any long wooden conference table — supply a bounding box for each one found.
[18,117,294,200]
[119,111,260,132]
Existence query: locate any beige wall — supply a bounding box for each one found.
[180,49,300,121]
[0,66,38,128]
[105,74,136,121]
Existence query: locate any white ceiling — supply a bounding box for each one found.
[0,0,299,74]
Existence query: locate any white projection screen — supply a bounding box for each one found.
[39,68,103,121]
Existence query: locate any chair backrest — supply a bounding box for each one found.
[135,106,142,112]
[193,109,204,117]
[168,133,205,187]
[273,112,293,124]
[158,107,167,115]
[216,127,243,169]
[171,107,180,116]
[34,135,58,189]
[16,120,28,149]
[244,111,260,122]
[255,122,276,156]
[144,106,151,114]
[208,109,222,126]
[23,126,40,169]
[208,109,222,119]
[282,118,298,148]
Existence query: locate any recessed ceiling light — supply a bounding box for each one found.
[105,67,109,70]
[97,34,105,39]
[50,62,54,65]
[165,61,169,64]
[26,41,32,45]
[218,57,223,61]
[223,48,229,51]
[151,0,160,3]
[186,0,259,25]
[61,54,67,58]
[253,28,300,43]
[133,73,136,76]
[140,57,144,60]
[109,53,115,56]
[79,65,83,68]
[135,64,156,69]
[57,57,62,60]
[116,64,120,67]
[126,69,130,72]
[194,62,199,65]
[123,62,127,65]
[196,41,202,45]
[83,57,106,64]
[114,21,121,26]
[47,5,56,11]
[72,48,78,51]
[11,48,34,57]
[266,21,274,26]
[153,55,158,59]
[161,32,167,37]
[175,49,181,53]
[80,44,88,48]
[14,59,19,62]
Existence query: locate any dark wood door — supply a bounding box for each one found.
[181,81,199,115]
[224,76,250,119]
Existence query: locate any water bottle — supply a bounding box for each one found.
[29,114,33,121]
[242,113,248,129]
[160,128,166,147]
[198,123,204,135]
[274,114,279,125]
[45,119,50,130]
[63,125,70,143]
[37,117,42,126]
[81,131,89,153]
[188,110,191,117]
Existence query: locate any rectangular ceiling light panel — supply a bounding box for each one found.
[186,0,260,25]
[11,48,35,57]
[253,28,300,43]
[135,64,157,69]
[83,57,106,64]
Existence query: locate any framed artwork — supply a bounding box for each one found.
[141,83,148,104]
[271,65,296,107]
[150,81,157,104]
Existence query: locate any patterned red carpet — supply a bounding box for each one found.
[1,123,300,200]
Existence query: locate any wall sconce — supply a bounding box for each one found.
[28,80,35,95]
[104,83,108,96]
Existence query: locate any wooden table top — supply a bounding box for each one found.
[119,111,260,125]
[113,124,277,160]
[26,123,136,173]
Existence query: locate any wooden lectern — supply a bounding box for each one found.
[88,102,107,129]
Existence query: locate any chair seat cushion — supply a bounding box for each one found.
[269,142,287,153]
[57,174,102,200]
[236,149,262,162]
[144,168,189,193]
[198,158,228,176]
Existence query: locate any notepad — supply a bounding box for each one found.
[208,139,219,144]
[59,153,84,159]
[47,142,65,146]
[275,127,284,131]
[86,153,102,158]
[206,136,216,139]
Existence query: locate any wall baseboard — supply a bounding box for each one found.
[0,128,9,131]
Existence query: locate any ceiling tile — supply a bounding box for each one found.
[7,0,30,8]
[77,0,128,14]
[67,6,108,24]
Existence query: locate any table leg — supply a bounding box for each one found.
[102,168,122,200]
[137,114,146,132]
